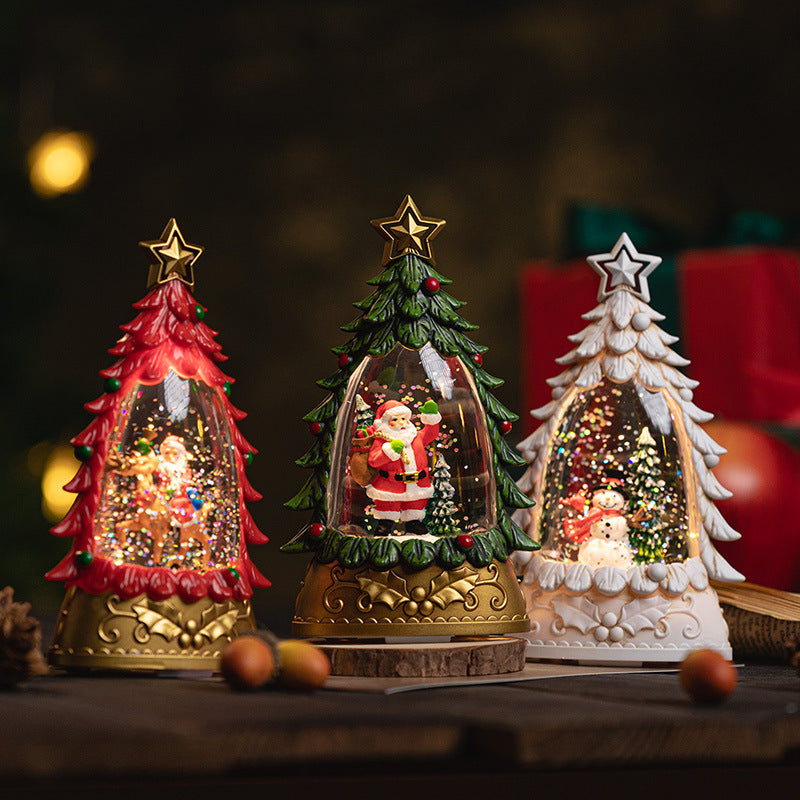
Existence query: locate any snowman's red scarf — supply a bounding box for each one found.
[564,507,626,544]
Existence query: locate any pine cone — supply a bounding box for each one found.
[0,586,49,687]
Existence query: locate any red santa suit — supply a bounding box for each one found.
[366,400,441,522]
[154,435,198,525]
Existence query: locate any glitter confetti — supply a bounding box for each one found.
[94,374,240,571]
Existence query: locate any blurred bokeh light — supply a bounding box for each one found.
[38,444,79,522]
[28,131,94,198]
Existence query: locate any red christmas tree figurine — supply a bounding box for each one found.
[47,219,268,672]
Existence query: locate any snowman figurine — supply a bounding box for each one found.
[560,477,634,570]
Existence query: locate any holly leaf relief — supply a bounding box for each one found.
[551,596,600,634]
[198,608,241,642]
[356,570,411,610]
[618,597,671,635]
[428,569,480,609]
[131,603,183,641]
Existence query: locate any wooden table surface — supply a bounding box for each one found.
[3,658,800,798]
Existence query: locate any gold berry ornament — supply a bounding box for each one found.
[220,635,277,690]
[276,639,331,691]
[679,648,737,703]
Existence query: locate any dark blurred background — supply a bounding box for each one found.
[3,0,800,635]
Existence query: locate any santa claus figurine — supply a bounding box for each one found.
[365,398,441,526]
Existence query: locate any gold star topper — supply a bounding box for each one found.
[371,195,446,265]
[140,218,204,289]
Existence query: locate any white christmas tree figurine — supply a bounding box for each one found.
[512,232,743,664]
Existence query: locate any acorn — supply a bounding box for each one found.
[220,635,277,690]
[679,648,737,703]
[220,632,330,692]
[276,639,331,691]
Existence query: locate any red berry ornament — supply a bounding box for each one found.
[472,353,483,367]
[457,534,474,550]
[308,523,326,539]
[423,277,440,294]
[337,353,350,368]
[308,422,323,435]
[500,420,513,435]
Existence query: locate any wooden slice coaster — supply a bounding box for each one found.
[314,636,526,677]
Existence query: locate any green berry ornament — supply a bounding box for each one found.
[74,445,92,462]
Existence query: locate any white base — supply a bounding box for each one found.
[517,554,733,665]
[519,641,731,665]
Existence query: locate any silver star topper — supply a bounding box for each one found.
[587,232,662,303]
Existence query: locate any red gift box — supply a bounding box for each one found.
[520,245,800,429]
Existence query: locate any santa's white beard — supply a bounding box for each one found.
[160,461,190,490]
[374,419,417,446]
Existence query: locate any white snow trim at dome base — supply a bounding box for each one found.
[524,552,710,597]
[513,640,732,664]
[515,553,731,664]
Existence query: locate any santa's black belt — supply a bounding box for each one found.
[378,469,427,482]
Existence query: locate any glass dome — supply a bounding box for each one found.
[327,343,496,538]
[94,369,240,571]
[535,377,698,567]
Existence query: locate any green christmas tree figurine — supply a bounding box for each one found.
[284,196,537,640]
[427,453,461,537]
[626,426,670,564]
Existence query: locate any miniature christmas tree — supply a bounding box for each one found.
[626,426,669,564]
[427,454,461,537]
[354,394,375,435]
[46,219,268,671]
[284,196,536,640]
[512,233,742,663]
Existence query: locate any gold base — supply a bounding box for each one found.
[49,586,256,672]
[292,558,530,638]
